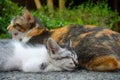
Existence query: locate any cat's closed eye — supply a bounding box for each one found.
[14,23,22,27]
[70,63,74,65]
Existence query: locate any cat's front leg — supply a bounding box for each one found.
[22,26,44,43]
[43,64,62,72]
[22,61,41,72]
[22,37,31,43]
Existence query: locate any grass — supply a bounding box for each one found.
[32,0,120,29]
[0,0,120,38]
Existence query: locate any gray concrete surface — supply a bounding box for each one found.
[0,39,120,80]
[0,70,120,80]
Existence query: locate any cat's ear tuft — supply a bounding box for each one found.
[65,39,72,47]
[23,9,34,23]
[47,38,61,55]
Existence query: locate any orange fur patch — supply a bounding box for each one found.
[51,25,70,42]
[79,32,93,39]
[72,32,93,47]
[84,25,96,29]
[7,25,14,32]
[85,55,119,71]
[101,41,112,49]
[26,27,44,37]
[72,41,80,48]
[95,29,118,38]
[103,29,118,34]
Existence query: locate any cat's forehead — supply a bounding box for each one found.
[60,45,69,48]
[11,16,26,24]
[60,45,75,51]
[60,45,76,55]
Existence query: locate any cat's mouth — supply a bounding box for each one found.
[13,32,22,41]
[13,32,19,39]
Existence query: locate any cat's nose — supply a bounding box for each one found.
[14,32,18,36]
[72,58,78,67]
[74,60,78,67]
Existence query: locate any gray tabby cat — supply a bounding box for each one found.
[0,38,78,72]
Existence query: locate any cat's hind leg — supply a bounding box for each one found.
[85,55,120,71]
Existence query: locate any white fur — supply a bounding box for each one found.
[4,41,63,72]
[22,37,31,43]
[2,38,77,72]
[11,42,50,72]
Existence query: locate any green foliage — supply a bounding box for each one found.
[32,0,120,29]
[33,10,73,29]
[77,0,120,28]
[0,0,120,38]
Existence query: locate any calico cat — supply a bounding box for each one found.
[0,38,78,72]
[7,9,46,41]
[7,9,120,71]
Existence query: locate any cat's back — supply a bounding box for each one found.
[59,25,120,54]
[75,26,120,65]
[51,24,96,45]
[76,26,120,54]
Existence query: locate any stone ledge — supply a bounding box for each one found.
[0,70,120,80]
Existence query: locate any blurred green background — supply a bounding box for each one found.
[0,0,120,38]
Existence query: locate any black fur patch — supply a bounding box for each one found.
[40,63,48,70]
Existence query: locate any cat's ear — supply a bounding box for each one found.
[23,9,34,23]
[47,38,61,55]
[65,39,72,47]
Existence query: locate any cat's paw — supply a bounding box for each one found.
[40,63,48,70]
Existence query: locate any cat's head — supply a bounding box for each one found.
[7,9,46,40]
[47,38,78,71]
